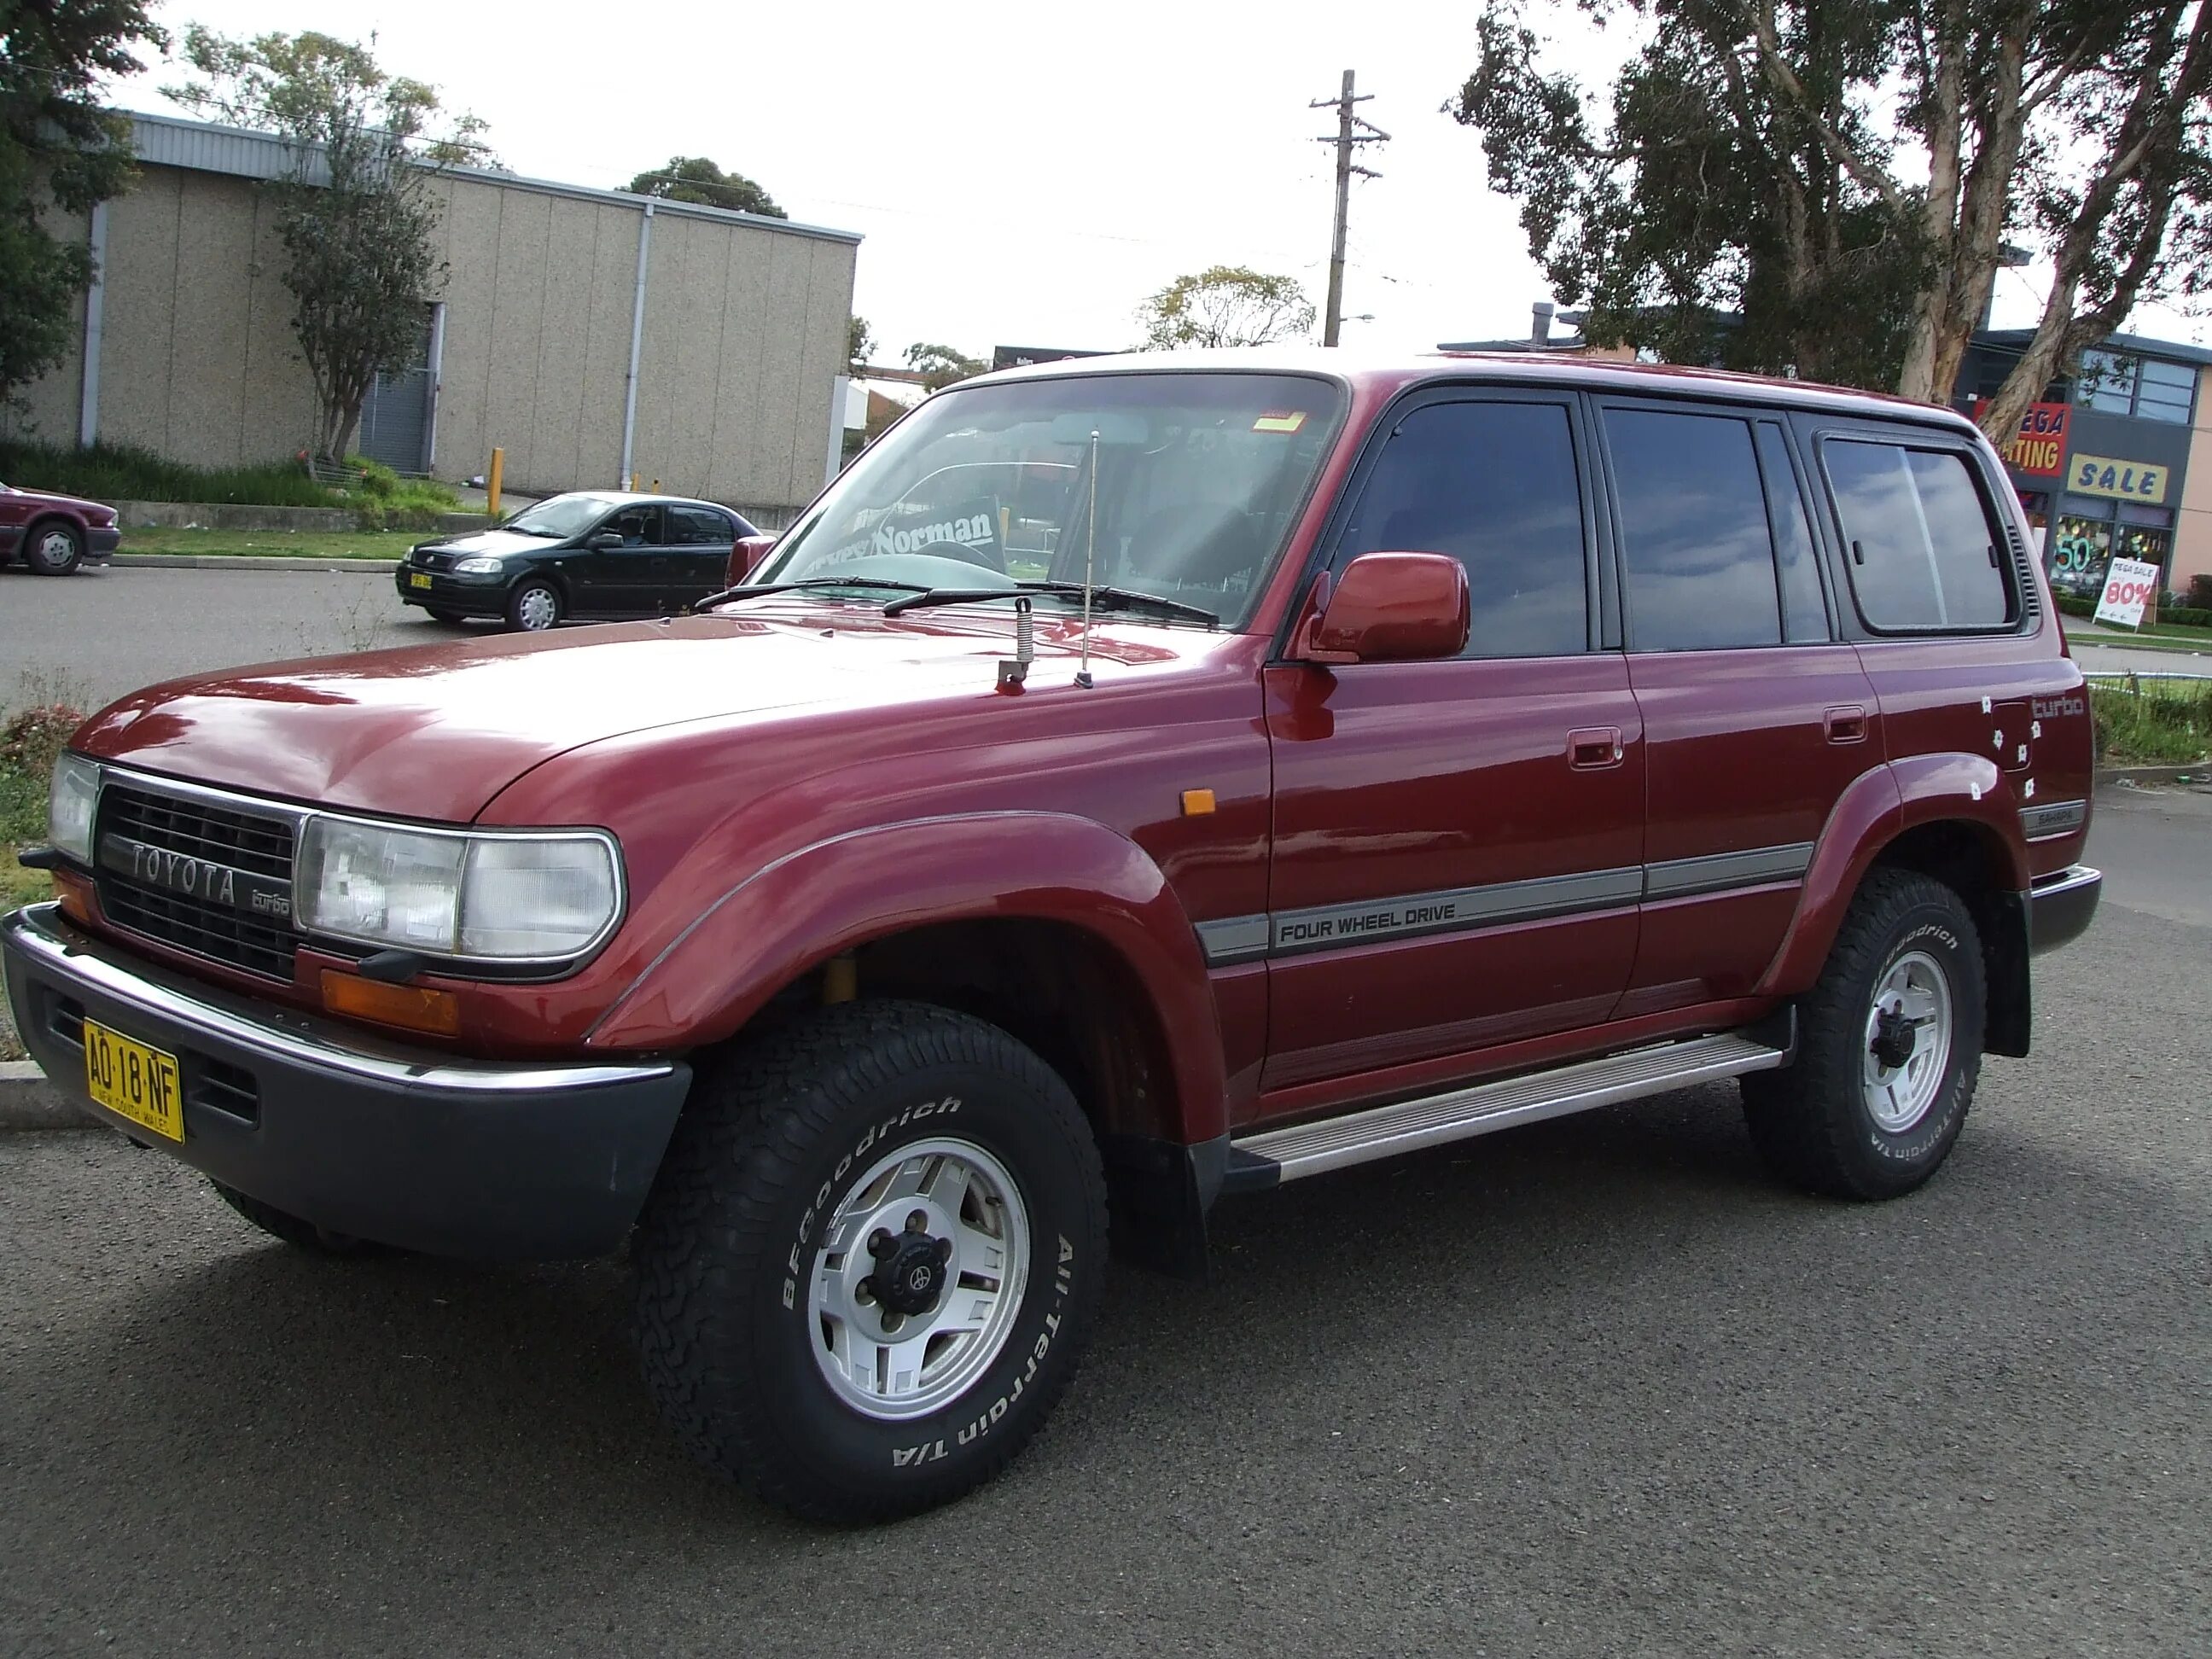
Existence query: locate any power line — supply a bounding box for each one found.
[1311,70,1388,346]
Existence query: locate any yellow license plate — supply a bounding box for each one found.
[84,1019,184,1142]
[408,571,433,589]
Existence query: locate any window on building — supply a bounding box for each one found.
[1605,409,1783,651]
[1336,399,1588,658]
[1823,440,2014,631]
[2073,350,2197,423]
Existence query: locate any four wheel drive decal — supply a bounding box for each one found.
[1196,841,1817,966]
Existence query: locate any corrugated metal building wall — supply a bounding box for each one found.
[3,113,861,524]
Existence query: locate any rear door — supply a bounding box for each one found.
[1257,389,1646,1105]
[1599,399,1883,1015]
[573,504,667,614]
[660,504,737,608]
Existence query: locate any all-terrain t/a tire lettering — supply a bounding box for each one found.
[632,999,1109,1522]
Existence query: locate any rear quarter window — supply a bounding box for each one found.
[1822,439,2015,631]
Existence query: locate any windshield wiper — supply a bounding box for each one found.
[882,582,1220,626]
[691,574,935,612]
[1015,581,1220,626]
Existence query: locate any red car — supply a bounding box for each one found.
[3,349,2099,1521]
[0,480,121,575]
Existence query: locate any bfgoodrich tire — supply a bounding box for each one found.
[632,1000,1108,1522]
[1742,868,1986,1200]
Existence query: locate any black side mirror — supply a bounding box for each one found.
[587,529,625,550]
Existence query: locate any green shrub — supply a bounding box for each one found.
[0,701,83,847]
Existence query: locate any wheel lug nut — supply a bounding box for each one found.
[905,1210,928,1232]
[868,1229,895,1260]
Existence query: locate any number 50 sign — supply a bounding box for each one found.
[2094,556,2163,628]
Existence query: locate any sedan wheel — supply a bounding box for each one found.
[25,521,84,576]
[505,579,562,632]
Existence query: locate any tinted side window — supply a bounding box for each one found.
[1755,423,1830,642]
[1604,408,1781,651]
[668,506,733,545]
[602,504,665,546]
[1337,399,1587,659]
[1824,439,2012,630]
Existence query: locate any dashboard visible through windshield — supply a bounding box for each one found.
[754,372,1345,628]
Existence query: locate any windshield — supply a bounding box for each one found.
[757,372,1344,628]
[504,494,620,538]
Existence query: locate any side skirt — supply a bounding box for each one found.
[1222,1018,1794,1192]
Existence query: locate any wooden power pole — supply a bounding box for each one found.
[1312,70,1388,346]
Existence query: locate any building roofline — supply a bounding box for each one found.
[119,108,864,247]
[1971,326,2212,368]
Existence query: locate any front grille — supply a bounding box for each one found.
[97,783,300,981]
[411,549,457,572]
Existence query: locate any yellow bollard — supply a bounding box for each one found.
[486,447,504,519]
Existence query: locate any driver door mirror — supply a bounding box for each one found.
[727,533,778,585]
[587,529,625,551]
[1300,551,1470,662]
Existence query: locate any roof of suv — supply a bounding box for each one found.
[959,346,1981,436]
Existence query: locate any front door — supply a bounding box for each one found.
[1259,392,1645,1106]
[576,504,667,614]
[1597,402,1884,1013]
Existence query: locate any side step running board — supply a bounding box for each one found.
[1225,1024,1793,1191]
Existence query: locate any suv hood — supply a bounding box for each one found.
[72,610,1200,822]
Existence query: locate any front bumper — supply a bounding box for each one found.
[394,565,502,610]
[2029,864,2101,954]
[85,527,120,562]
[2,902,690,1259]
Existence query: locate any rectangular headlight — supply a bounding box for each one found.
[298,819,466,952]
[49,753,98,864]
[297,818,620,961]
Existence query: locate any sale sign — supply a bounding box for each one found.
[2094,556,2163,628]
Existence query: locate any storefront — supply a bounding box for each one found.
[1963,330,2207,602]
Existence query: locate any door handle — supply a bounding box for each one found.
[1825,704,1868,744]
[1569,727,1624,769]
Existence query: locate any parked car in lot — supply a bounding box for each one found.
[396,491,760,630]
[5,349,2101,1522]
[0,481,121,575]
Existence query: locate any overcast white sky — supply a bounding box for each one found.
[116,0,2201,364]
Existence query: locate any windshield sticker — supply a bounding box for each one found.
[1252,410,1307,434]
[816,500,1001,568]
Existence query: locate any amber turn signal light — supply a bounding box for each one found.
[1180,789,1217,817]
[319,969,460,1037]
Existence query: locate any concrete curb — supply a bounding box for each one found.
[110,554,399,572]
[2095,763,2208,789]
[0,1060,84,1132]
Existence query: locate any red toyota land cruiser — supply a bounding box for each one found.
[3,352,2099,1521]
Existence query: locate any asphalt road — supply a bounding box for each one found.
[0,562,453,713]
[2,790,2206,1656]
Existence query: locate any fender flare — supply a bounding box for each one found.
[585,811,1231,1145]
[1760,753,2029,998]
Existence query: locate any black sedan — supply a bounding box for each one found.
[396,492,761,631]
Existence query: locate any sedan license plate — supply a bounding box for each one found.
[408,571,433,589]
[83,1019,183,1142]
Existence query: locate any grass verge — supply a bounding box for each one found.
[2089,677,2212,766]
[119,526,426,561]
[1,438,458,514]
